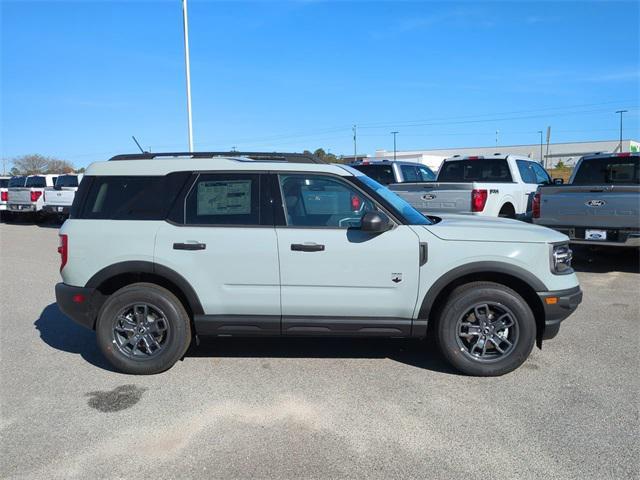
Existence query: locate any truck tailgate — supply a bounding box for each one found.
[8,188,31,203]
[539,185,640,229]
[44,188,75,206]
[389,182,472,214]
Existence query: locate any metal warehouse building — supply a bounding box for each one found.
[375,139,639,171]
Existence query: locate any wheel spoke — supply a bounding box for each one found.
[146,333,161,350]
[492,313,514,330]
[458,321,481,338]
[474,304,490,322]
[134,304,148,324]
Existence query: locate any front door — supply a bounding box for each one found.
[274,173,421,336]
[154,173,281,335]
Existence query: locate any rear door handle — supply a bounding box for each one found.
[291,243,325,252]
[173,242,206,251]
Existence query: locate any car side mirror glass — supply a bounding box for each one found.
[553,178,564,185]
[360,211,392,233]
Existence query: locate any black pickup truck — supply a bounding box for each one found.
[533,152,640,247]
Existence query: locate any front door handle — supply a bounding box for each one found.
[291,243,325,252]
[173,242,206,251]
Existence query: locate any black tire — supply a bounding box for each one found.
[96,283,192,375]
[436,281,536,376]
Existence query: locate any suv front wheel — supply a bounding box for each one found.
[436,281,536,376]
[96,283,192,375]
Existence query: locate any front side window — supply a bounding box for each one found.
[279,174,376,228]
[185,173,260,225]
[531,163,551,184]
[417,165,436,181]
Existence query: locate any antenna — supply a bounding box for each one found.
[131,136,146,153]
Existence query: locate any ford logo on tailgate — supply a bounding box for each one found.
[422,193,436,201]
[586,199,606,207]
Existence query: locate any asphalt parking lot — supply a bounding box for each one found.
[1,221,638,480]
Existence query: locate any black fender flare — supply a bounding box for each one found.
[85,261,204,315]
[418,261,548,320]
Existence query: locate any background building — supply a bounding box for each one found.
[375,139,639,171]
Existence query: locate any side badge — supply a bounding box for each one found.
[391,273,402,283]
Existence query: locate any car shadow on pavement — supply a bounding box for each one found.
[187,336,461,375]
[35,303,117,372]
[571,246,640,274]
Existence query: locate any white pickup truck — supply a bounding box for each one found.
[7,174,58,216]
[389,154,554,219]
[43,174,83,217]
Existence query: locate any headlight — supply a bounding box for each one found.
[551,243,573,274]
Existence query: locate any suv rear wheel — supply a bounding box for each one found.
[96,283,191,374]
[436,281,535,376]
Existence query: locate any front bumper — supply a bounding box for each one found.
[8,203,36,212]
[43,205,70,215]
[55,283,104,330]
[538,286,583,340]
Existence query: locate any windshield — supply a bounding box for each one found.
[55,175,79,188]
[572,156,639,184]
[8,176,26,187]
[355,174,432,225]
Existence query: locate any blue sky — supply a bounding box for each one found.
[1,0,639,167]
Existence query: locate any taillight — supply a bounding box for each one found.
[1,191,7,202]
[58,234,68,271]
[351,194,362,211]
[471,189,488,212]
[532,192,541,218]
[616,152,631,157]
[30,191,42,202]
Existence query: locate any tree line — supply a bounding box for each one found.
[4,154,84,176]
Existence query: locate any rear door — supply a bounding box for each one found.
[274,172,421,336]
[154,172,281,335]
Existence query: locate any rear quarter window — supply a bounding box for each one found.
[438,159,513,182]
[75,173,190,220]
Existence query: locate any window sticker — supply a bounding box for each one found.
[197,180,251,215]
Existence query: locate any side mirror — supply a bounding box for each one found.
[361,211,392,233]
[553,178,564,185]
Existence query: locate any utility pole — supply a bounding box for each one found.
[352,125,357,161]
[182,0,194,152]
[538,130,543,164]
[391,131,399,161]
[616,110,628,153]
[495,130,499,147]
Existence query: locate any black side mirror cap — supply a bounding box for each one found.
[553,178,564,185]
[361,211,392,233]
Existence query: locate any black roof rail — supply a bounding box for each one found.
[108,151,325,164]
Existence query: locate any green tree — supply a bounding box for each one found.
[555,160,565,169]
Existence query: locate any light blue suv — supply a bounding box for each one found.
[55,152,582,376]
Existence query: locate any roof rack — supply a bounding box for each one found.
[108,151,325,164]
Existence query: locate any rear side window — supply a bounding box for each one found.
[572,157,639,185]
[56,175,78,188]
[438,159,513,182]
[351,164,395,185]
[26,176,46,188]
[76,173,190,220]
[400,164,436,182]
[516,160,536,183]
[8,177,26,187]
[185,173,261,225]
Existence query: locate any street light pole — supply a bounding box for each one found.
[538,130,543,164]
[391,131,398,161]
[182,0,194,152]
[616,110,627,152]
[352,125,357,161]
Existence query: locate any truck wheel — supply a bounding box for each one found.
[436,281,535,376]
[498,203,516,219]
[96,283,192,375]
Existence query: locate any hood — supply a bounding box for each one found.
[424,214,568,244]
